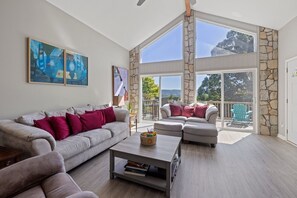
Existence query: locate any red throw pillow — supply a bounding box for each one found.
[194,105,208,118]
[170,104,182,116]
[66,113,82,135]
[182,106,194,117]
[86,110,106,125]
[50,116,70,141]
[34,117,55,138]
[102,107,116,123]
[80,112,102,131]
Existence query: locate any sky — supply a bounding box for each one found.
[141,20,230,89]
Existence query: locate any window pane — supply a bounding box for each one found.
[196,20,255,58]
[141,23,183,63]
[196,74,221,102]
[161,76,182,106]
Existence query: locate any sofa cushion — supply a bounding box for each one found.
[50,116,70,141]
[78,129,112,146]
[183,122,218,137]
[194,105,208,118]
[169,104,182,116]
[86,110,105,126]
[34,117,56,139]
[55,136,91,160]
[16,111,46,126]
[154,121,183,131]
[167,116,187,121]
[103,107,116,123]
[182,105,194,117]
[92,104,109,110]
[66,113,82,135]
[187,117,208,123]
[45,108,75,117]
[14,185,46,198]
[80,112,102,132]
[42,173,81,198]
[103,122,128,137]
[73,105,93,115]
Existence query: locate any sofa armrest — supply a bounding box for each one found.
[66,191,99,198]
[205,105,218,124]
[0,152,65,198]
[113,108,129,123]
[160,104,171,119]
[0,120,56,155]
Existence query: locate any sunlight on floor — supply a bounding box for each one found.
[218,130,251,145]
[132,122,252,145]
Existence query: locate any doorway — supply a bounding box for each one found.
[287,57,297,145]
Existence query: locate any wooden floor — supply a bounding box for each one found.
[69,131,297,198]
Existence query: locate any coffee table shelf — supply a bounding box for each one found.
[113,160,166,191]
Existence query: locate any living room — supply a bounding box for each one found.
[0,0,297,197]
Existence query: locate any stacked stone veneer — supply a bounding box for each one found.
[183,11,196,104]
[129,47,140,115]
[259,27,278,136]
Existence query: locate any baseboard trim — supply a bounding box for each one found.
[277,134,286,141]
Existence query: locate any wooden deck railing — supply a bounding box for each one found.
[142,99,253,121]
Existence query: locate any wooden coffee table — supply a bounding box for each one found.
[110,134,181,198]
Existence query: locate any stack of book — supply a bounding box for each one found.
[124,161,149,177]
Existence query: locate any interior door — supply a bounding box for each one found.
[288,58,297,145]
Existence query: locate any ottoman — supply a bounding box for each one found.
[183,122,218,147]
[154,120,184,137]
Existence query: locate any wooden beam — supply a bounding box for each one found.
[185,0,191,17]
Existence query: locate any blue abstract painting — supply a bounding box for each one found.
[29,39,64,84]
[66,51,88,86]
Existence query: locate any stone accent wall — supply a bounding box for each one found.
[129,47,140,115]
[183,11,196,104]
[259,27,278,136]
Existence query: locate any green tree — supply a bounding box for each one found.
[211,30,254,56]
[142,77,159,100]
[197,74,221,101]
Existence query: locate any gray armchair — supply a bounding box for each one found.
[0,151,98,198]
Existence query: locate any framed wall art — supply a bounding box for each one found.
[65,51,88,86]
[28,38,65,84]
[112,66,128,106]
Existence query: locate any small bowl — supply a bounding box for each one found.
[140,132,157,146]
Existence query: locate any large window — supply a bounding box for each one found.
[141,23,183,63]
[196,20,256,58]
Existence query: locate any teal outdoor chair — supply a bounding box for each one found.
[228,104,252,127]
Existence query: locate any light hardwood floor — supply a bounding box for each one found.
[69,131,297,198]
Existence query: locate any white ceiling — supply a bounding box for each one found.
[47,0,297,50]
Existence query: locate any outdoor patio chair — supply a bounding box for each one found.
[228,103,252,128]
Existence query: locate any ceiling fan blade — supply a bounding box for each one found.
[190,0,196,5]
[137,0,146,6]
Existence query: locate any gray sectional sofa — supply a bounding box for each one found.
[155,104,219,147]
[0,104,129,171]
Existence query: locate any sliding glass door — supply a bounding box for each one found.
[141,74,182,121]
[196,70,257,132]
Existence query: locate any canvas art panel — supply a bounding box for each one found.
[28,38,64,84]
[66,51,88,86]
[112,66,128,106]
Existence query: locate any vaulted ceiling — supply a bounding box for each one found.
[47,0,297,50]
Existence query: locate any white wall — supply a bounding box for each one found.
[0,0,129,119]
[279,16,297,137]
